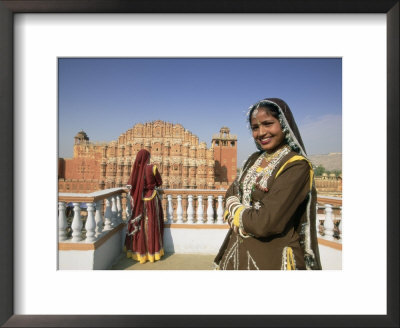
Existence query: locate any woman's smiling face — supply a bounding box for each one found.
[251,107,285,153]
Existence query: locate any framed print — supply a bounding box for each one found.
[1,1,398,327]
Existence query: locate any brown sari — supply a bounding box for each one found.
[214,98,321,270]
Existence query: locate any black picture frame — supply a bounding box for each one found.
[0,1,398,327]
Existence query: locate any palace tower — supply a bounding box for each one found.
[211,127,237,185]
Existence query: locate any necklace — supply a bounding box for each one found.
[241,145,291,207]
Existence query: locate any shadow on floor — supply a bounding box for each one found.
[111,252,216,270]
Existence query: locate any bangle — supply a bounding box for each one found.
[233,206,245,227]
[223,209,230,221]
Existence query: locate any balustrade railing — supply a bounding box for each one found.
[58,187,342,243]
[157,189,226,224]
[316,200,342,241]
[58,188,128,243]
[159,190,342,238]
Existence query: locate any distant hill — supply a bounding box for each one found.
[308,153,342,171]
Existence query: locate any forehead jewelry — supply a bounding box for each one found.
[251,107,262,125]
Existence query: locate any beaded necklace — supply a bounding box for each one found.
[241,145,291,207]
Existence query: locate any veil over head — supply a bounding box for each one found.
[248,98,307,155]
[127,149,151,231]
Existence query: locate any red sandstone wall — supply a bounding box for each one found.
[58,158,65,179]
[58,179,100,193]
[63,157,101,181]
[214,142,237,184]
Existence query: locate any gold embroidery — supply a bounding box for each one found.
[143,190,157,201]
[281,246,296,270]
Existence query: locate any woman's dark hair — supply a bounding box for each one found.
[248,102,280,126]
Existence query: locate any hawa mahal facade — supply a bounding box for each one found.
[58,121,237,193]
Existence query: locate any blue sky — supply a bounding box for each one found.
[58,58,342,165]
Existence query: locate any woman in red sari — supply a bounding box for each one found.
[125,149,164,263]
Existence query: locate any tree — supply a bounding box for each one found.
[314,165,326,176]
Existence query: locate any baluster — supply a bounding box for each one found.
[207,195,214,224]
[182,195,188,222]
[95,200,104,237]
[161,194,167,222]
[116,195,122,224]
[216,195,224,224]
[187,195,195,223]
[104,197,113,231]
[71,202,83,242]
[316,204,324,236]
[196,195,204,224]
[167,195,173,223]
[176,195,184,223]
[58,201,68,241]
[120,192,126,221]
[85,203,96,242]
[334,206,342,240]
[323,204,334,240]
[126,193,132,221]
[111,196,117,227]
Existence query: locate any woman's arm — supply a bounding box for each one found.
[223,152,260,223]
[152,165,162,187]
[241,159,311,238]
[225,159,312,238]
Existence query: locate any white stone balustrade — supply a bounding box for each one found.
[196,195,204,224]
[217,195,224,224]
[187,195,195,223]
[58,188,342,270]
[157,190,225,225]
[125,193,132,220]
[58,201,68,241]
[167,194,173,223]
[116,195,122,223]
[207,195,214,224]
[160,193,341,235]
[85,203,96,242]
[176,195,184,223]
[71,202,83,242]
[111,196,118,227]
[95,200,103,237]
[58,188,129,244]
[104,198,113,231]
[333,206,342,239]
[323,204,334,240]
[316,202,342,241]
[59,188,342,243]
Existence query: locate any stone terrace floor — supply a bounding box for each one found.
[111,253,216,270]
[111,243,341,270]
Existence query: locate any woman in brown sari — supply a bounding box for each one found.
[125,149,164,263]
[214,98,322,270]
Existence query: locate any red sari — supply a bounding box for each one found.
[125,149,164,263]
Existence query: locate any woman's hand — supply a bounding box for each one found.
[225,215,239,233]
